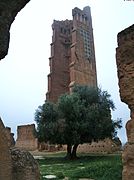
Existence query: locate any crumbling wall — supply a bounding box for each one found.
[38,142,63,152]
[0,1,42,179]
[5,127,15,147]
[116,24,134,180]
[63,138,121,154]
[15,124,38,151]
[77,138,121,154]
[0,118,12,180]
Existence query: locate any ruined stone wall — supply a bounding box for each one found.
[0,118,12,180]
[15,124,38,151]
[5,127,15,147]
[77,139,121,154]
[0,1,31,178]
[0,1,41,179]
[116,24,134,180]
[38,142,63,152]
[63,138,121,154]
[0,121,40,180]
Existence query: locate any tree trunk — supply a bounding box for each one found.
[65,144,72,159]
[71,144,79,159]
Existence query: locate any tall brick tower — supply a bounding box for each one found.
[46,6,97,103]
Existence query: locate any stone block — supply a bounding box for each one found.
[11,148,40,180]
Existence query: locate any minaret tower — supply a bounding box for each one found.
[46,6,97,103]
[69,6,97,90]
[46,20,73,103]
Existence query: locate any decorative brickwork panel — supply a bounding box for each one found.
[70,7,97,89]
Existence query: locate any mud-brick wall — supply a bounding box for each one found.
[15,124,38,151]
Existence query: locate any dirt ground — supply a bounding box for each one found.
[30,150,65,157]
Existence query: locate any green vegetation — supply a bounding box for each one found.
[35,85,122,159]
[37,152,122,180]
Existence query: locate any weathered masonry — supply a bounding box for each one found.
[0,119,12,180]
[0,1,41,179]
[116,24,134,180]
[15,124,38,151]
[46,6,97,103]
[5,127,15,148]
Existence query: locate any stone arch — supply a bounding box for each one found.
[0,1,31,179]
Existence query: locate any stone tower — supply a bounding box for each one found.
[46,6,97,103]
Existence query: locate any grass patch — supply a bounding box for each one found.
[37,152,122,180]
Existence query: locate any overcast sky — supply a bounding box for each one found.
[0,0,133,142]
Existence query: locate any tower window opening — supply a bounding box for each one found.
[64,29,67,34]
[60,27,63,33]
[85,17,88,21]
[68,29,70,34]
